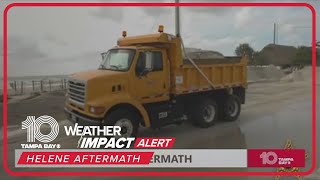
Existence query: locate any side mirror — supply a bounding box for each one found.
[101,52,107,61]
[139,69,150,77]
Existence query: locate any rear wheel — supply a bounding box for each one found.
[104,109,139,138]
[222,95,241,122]
[190,98,218,128]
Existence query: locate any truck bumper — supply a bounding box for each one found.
[64,107,103,126]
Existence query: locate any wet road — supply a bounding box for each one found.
[1,80,318,180]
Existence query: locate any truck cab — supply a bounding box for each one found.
[65,44,172,137]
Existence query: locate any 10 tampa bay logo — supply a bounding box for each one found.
[21,115,61,149]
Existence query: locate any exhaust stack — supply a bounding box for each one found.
[175,0,180,37]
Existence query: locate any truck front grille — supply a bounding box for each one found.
[67,79,86,107]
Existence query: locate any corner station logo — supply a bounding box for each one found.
[21,115,61,149]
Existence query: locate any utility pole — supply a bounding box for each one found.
[175,0,180,37]
[273,23,276,44]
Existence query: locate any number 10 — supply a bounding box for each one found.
[259,151,278,165]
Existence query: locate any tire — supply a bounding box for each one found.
[222,95,241,122]
[190,98,218,128]
[104,109,139,138]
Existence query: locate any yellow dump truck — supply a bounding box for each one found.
[64,26,248,137]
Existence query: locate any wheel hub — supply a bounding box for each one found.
[202,105,216,123]
[228,101,238,117]
[120,127,128,134]
[114,118,133,138]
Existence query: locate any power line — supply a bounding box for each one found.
[273,22,312,45]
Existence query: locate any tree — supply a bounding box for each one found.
[293,46,312,65]
[235,43,256,64]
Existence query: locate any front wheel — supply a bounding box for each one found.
[104,109,139,138]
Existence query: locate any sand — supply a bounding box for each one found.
[247,65,315,83]
[247,65,285,82]
[280,66,315,82]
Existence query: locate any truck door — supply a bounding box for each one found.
[133,50,169,103]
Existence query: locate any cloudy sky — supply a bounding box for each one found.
[0,0,319,77]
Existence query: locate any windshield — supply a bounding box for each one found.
[99,49,135,71]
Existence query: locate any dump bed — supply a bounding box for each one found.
[117,32,248,95]
[174,56,248,95]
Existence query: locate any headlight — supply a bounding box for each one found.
[89,106,105,115]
